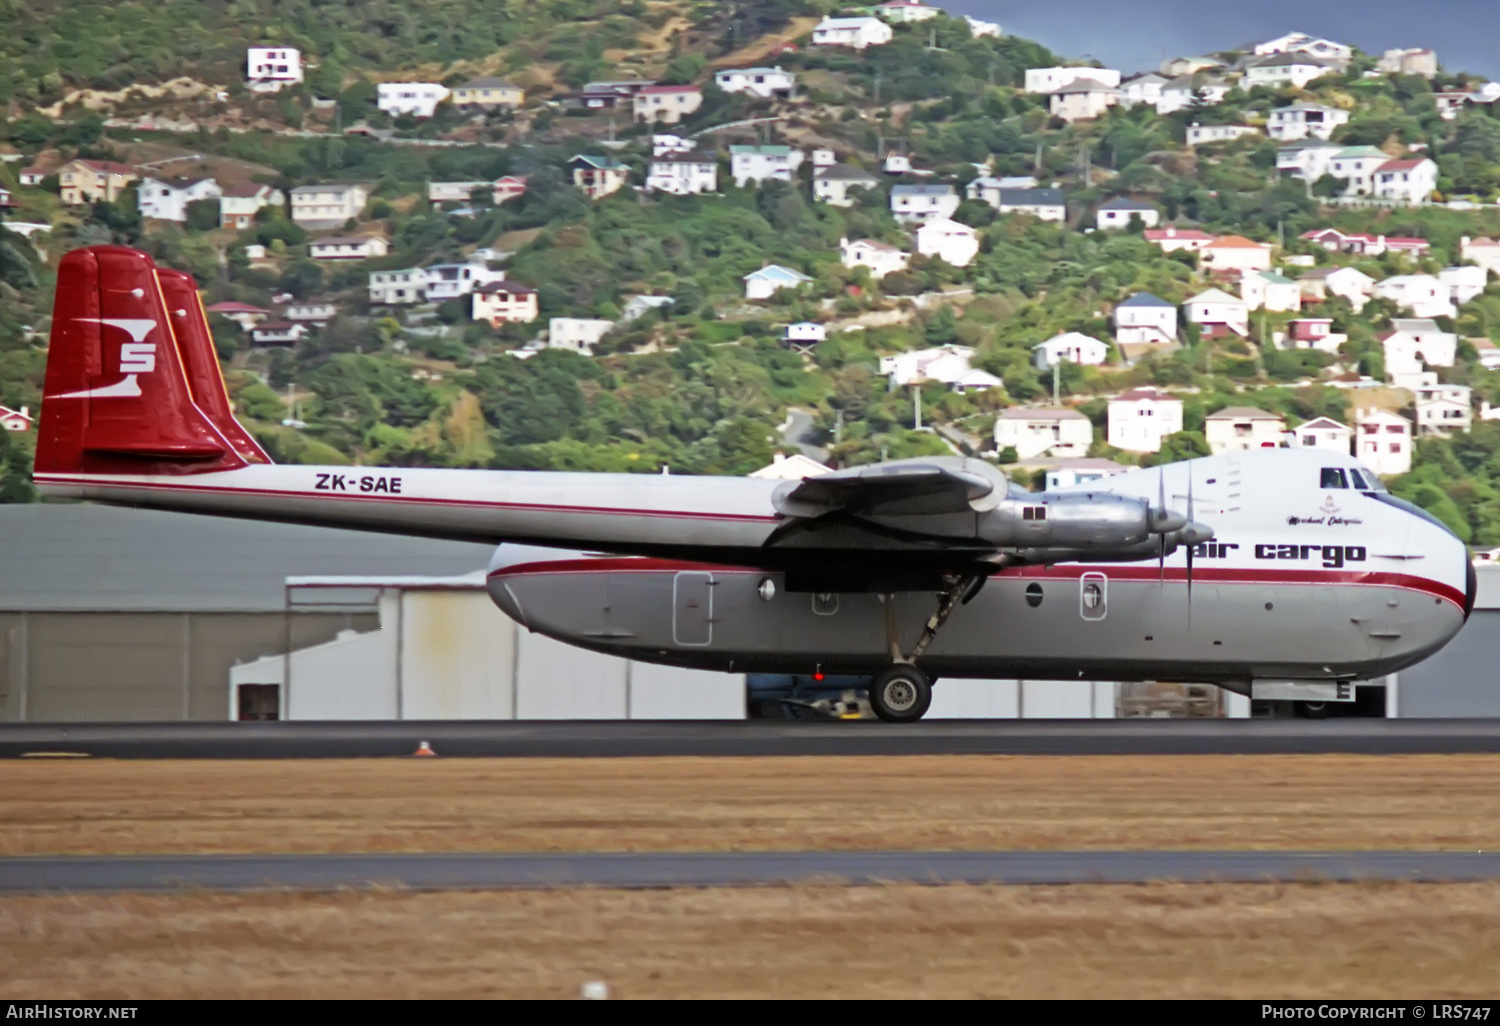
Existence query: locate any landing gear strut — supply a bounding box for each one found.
[871,573,982,723]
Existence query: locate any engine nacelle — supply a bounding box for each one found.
[977,492,1154,550]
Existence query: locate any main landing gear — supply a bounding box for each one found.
[870,573,983,723]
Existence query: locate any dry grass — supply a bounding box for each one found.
[4,882,1499,998]
[5,755,1500,856]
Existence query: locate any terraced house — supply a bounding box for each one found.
[57,160,137,206]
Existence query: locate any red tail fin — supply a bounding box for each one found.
[156,268,272,465]
[36,246,248,477]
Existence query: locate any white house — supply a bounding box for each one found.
[377,83,449,119]
[548,318,616,356]
[713,67,795,99]
[1323,146,1392,196]
[283,302,337,324]
[369,268,428,305]
[1144,226,1216,252]
[1266,104,1349,141]
[1120,73,1169,107]
[136,176,221,222]
[249,321,308,346]
[964,15,1003,38]
[876,0,940,21]
[289,183,369,229]
[1024,67,1123,94]
[0,405,33,432]
[1095,197,1160,230]
[744,264,812,300]
[840,236,910,279]
[1186,123,1260,146]
[1287,416,1351,454]
[220,184,284,229]
[890,184,960,224]
[1416,383,1472,436]
[633,85,704,124]
[1240,270,1302,313]
[1113,293,1178,345]
[784,322,827,348]
[1185,288,1250,337]
[1046,458,1132,490]
[1276,140,1344,183]
[1107,388,1184,453]
[811,17,893,49]
[729,145,804,187]
[621,295,674,323]
[1461,236,1500,278]
[428,181,493,204]
[1199,235,1273,273]
[247,47,302,93]
[1155,75,1231,114]
[1372,157,1438,205]
[1378,48,1439,78]
[652,134,693,157]
[205,301,270,330]
[881,345,985,389]
[646,152,718,195]
[1243,52,1338,90]
[1297,266,1375,311]
[883,153,912,175]
[967,184,1066,221]
[1288,317,1347,353]
[1381,319,1458,387]
[994,408,1094,460]
[308,235,389,261]
[1205,407,1287,454]
[1255,33,1352,63]
[1050,78,1120,122]
[812,149,837,169]
[1472,338,1500,371]
[472,282,539,326]
[1354,409,1413,476]
[814,164,881,206]
[1375,276,1457,319]
[1441,265,1487,306]
[912,217,978,267]
[425,263,507,302]
[1033,332,1109,370]
[751,453,833,481]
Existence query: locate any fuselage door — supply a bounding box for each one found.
[1080,572,1108,621]
[673,571,715,647]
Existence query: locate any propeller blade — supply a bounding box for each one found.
[1186,464,1194,624]
[1158,464,1166,584]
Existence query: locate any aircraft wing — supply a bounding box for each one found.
[771,459,1003,519]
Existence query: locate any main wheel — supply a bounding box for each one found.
[868,665,932,723]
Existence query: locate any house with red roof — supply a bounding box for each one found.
[1372,157,1438,206]
[0,405,33,432]
[1199,234,1273,273]
[205,302,271,331]
[57,159,137,205]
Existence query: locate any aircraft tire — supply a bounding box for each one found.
[869,665,932,723]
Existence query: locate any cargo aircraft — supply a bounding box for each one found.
[31,247,1475,720]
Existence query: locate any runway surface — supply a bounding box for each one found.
[5,851,1500,893]
[4,720,1500,758]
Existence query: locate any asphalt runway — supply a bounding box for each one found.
[5,851,1500,893]
[4,720,1500,759]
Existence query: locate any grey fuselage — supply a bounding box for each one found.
[487,451,1473,690]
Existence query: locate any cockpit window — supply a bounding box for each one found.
[1321,468,1348,489]
[1347,468,1369,490]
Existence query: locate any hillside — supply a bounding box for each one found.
[0,0,826,107]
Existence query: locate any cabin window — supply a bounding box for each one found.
[1320,468,1348,489]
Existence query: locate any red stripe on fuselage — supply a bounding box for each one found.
[489,557,1467,610]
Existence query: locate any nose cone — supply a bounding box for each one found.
[1180,521,1215,546]
[1151,508,1188,533]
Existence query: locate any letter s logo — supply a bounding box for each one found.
[120,342,157,374]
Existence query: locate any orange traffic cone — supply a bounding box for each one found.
[413,740,437,757]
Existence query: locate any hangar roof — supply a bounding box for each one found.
[0,505,493,612]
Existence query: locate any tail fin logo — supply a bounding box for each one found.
[50,318,159,399]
